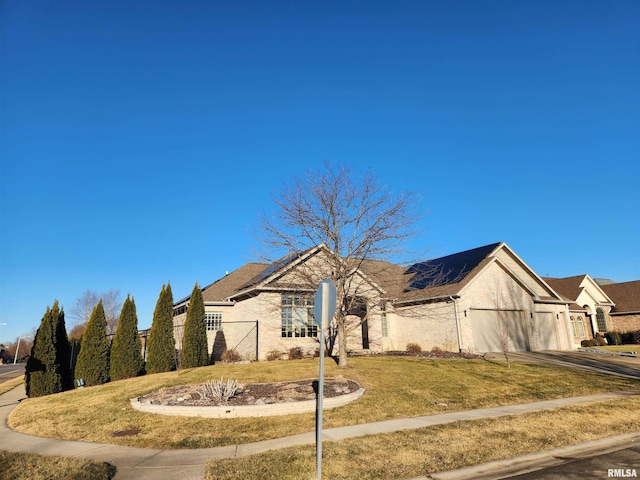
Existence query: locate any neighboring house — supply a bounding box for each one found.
[543,275,615,346]
[600,281,640,333]
[173,242,577,360]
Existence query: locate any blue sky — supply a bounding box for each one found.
[1,0,639,344]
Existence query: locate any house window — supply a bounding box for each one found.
[380,305,389,338]
[596,308,608,332]
[570,316,577,338]
[281,294,317,338]
[576,316,586,337]
[205,312,222,331]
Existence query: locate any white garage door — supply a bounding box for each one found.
[471,309,530,352]
[535,312,559,350]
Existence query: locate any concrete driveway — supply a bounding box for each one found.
[507,350,640,379]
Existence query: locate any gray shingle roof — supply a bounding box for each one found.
[542,275,587,303]
[601,280,640,313]
[177,242,509,306]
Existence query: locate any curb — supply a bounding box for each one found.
[410,432,640,480]
[130,387,366,418]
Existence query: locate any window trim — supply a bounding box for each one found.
[281,294,317,338]
[576,316,586,337]
[596,308,608,332]
[205,312,223,331]
[380,305,389,338]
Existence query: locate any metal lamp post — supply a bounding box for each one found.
[14,335,32,365]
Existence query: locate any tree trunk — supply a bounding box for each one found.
[337,315,348,367]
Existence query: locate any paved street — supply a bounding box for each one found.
[0,364,25,381]
[503,443,640,480]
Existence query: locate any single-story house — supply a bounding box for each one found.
[600,281,640,333]
[173,242,588,360]
[542,276,640,343]
[543,275,615,344]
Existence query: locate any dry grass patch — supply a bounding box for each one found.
[0,450,115,480]
[206,396,640,480]
[0,375,23,396]
[601,345,640,354]
[8,357,640,449]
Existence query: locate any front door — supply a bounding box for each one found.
[361,318,369,349]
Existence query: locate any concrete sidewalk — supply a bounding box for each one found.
[2,384,640,480]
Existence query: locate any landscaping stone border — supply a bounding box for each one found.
[130,387,366,418]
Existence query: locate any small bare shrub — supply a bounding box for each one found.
[221,349,242,363]
[198,377,239,406]
[430,346,443,355]
[288,346,303,360]
[266,350,282,361]
[406,343,422,354]
[594,334,607,346]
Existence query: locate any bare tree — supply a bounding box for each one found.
[69,289,123,335]
[260,163,424,367]
[493,281,522,368]
[496,310,512,368]
[69,290,99,328]
[101,289,123,334]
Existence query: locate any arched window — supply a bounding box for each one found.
[570,316,577,338]
[596,308,608,332]
[576,316,586,337]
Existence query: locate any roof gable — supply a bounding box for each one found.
[229,245,336,300]
[394,242,564,305]
[543,274,613,307]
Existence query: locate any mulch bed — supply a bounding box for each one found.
[137,378,360,407]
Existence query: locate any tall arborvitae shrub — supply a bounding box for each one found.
[26,305,61,397]
[146,284,177,374]
[181,283,209,368]
[50,301,73,391]
[110,295,145,381]
[75,301,110,386]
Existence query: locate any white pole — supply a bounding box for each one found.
[14,336,31,365]
[314,279,336,480]
[316,316,325,480]
[14,337,21,365]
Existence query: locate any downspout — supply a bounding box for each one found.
[255,319,259,361]
[450,296,463,353]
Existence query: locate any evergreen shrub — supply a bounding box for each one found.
[110,295,145,381]
[74,301,110,387]
[146,284,177,374]
[181,283,209,369]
